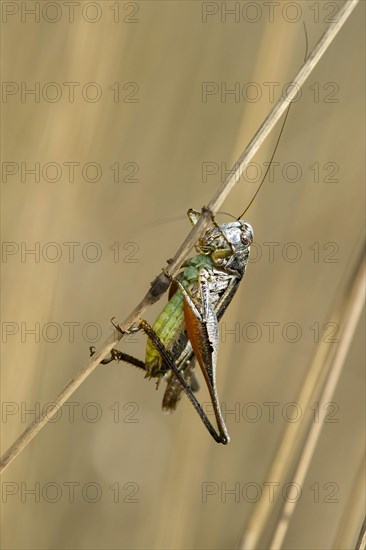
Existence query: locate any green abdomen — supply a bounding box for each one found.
[145,254,213,376]
[145,289,185,374]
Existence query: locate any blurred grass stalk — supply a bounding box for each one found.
[240,241,365,550]
[355,517,366,550]
[334,459,365,549]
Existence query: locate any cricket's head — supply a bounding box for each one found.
[197,219,253,271]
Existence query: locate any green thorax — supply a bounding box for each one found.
[145,254,213,377]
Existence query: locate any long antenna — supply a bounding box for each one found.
[238,22,309,219]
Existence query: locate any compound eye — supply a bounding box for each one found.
[240,231,251,246]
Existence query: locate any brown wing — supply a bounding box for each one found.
[183,297,217,390]
[183,291,228,442]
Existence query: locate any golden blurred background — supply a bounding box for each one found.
[1,1,365,549]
